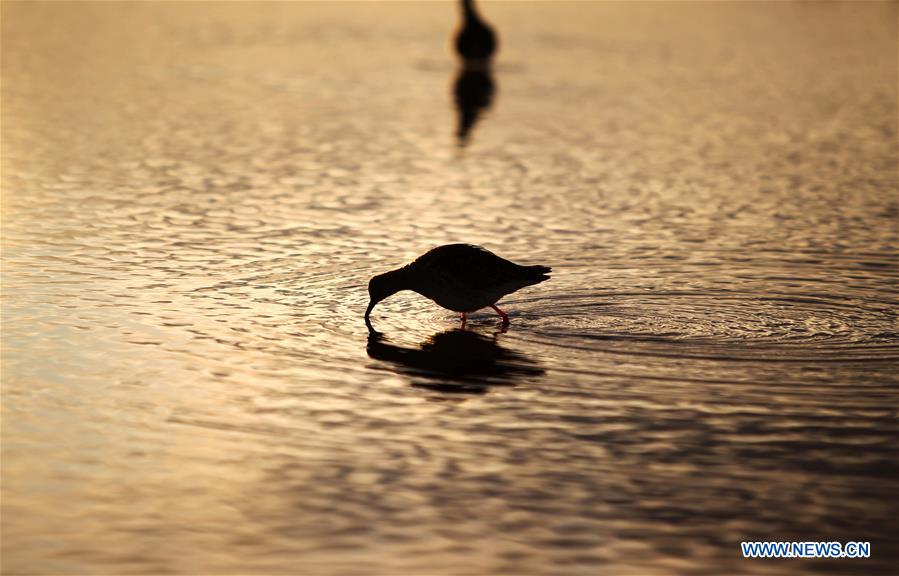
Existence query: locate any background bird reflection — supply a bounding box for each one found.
[453,67,495,146]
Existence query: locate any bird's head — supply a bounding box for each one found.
[365,269,407,325]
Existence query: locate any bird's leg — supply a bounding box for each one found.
[491,304,509,325]
[460,312,467,327]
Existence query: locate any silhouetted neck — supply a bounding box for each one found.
[462,0,480,22]
[382,266,412,293]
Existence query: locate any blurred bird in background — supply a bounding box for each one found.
[452,0,498,145]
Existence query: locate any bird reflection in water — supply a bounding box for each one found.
[453,0,498,146]
[366,328,543,394]
[454,68,495,146]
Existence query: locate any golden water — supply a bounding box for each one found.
[2,2,897,574]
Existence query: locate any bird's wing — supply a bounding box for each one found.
[413,244,526,290]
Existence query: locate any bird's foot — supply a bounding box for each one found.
[491,304,509,326]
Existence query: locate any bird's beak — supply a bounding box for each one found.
[364,300,380,335]
[365,300,381,340]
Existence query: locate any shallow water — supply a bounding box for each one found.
[2,2,897,575]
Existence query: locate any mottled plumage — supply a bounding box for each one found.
[365,244,551,328]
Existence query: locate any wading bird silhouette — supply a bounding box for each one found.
[365,244,551,331]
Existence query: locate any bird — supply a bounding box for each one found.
[365,244,551,329]
[454,0,498,65]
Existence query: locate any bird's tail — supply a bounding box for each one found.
[523,265,552,283]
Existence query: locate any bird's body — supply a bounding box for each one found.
[365,244,550,328]
[406,244,549,313]
[455,0,497,64]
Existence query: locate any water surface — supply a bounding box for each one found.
[2,2,898,575]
